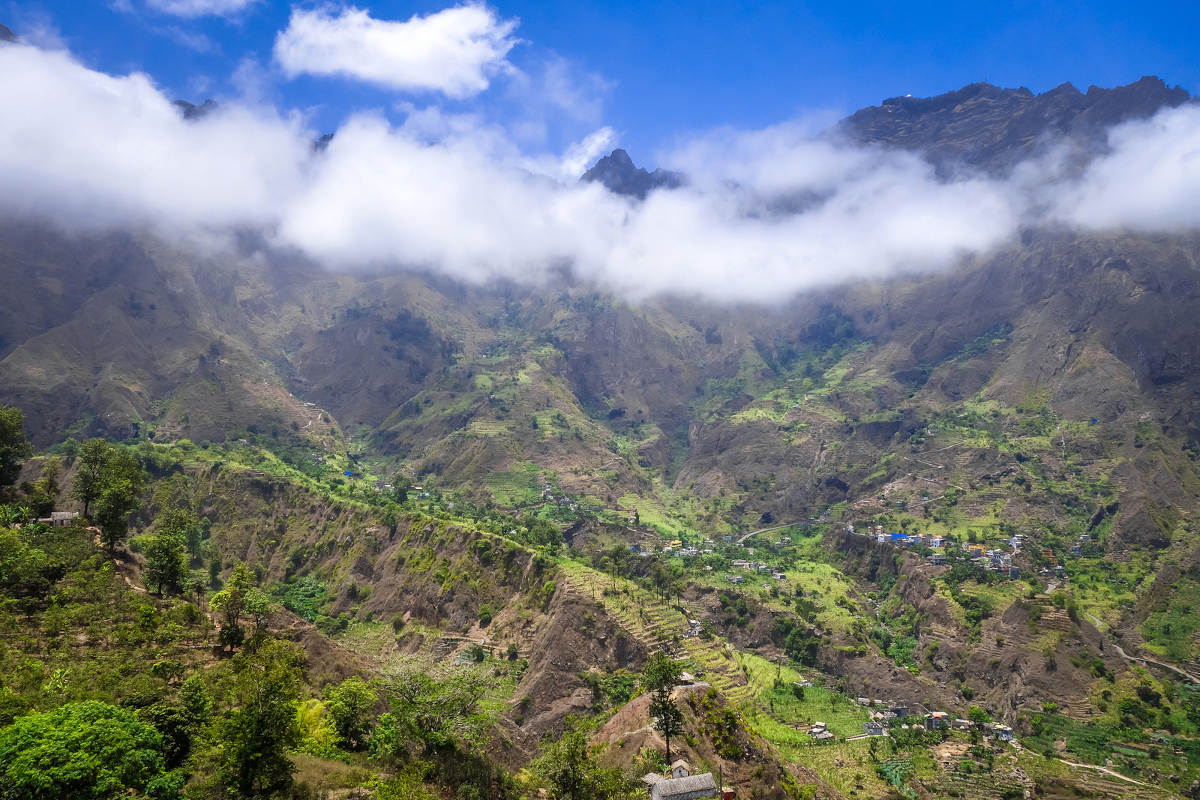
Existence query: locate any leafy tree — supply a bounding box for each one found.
[69,440,147,551]
[209,563,272,651]
[967,705,991,725]
[392,476,412,505]
[533,718,637,800]
[0,504,32,527]
[179,675,213,728]
[527,518,562,554]
[0,700,179,800]
[155,508,204,563]
[372,665,492,760]
[143,526,188,596]
[643,654,684,764]
[211,639,303,799]
[138,702,194,769]
[22,457,61,516]
[70,438,110,518]
[0,406,31,489]
[293,699,339,759]
[92,449,146,553]
[0,528,52,598]
[325,675,377,750]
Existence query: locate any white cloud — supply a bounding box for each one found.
[1053,103,1200,231]
[273,4,518,99]
[0,44,308,231]
[145,0,258,18]
[1,39,1200,304]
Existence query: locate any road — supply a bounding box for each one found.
[737,521,811,544]
[1112,643,1200,685]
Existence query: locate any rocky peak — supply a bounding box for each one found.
[0,23,16,43]
[581,148,684,199]
[172,99,218,120]
[840,76,1191,174]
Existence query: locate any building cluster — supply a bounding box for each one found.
[539,481,578,511]
[847,524,1028,579]
[813,698,1016,742]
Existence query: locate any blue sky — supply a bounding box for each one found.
[5,0,1198,163]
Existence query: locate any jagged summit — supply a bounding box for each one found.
[582,148,683,199]
[0,23,17,43]
[840,75,1191,173]
[173,99,218,120]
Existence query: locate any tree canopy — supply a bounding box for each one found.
[70,439,146,551]
[0,700,179,800]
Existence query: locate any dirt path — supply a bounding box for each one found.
[737,521,810,544]
[1056,758,1152,787]
[1112,643,1200,684]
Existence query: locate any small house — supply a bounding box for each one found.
[863,721,885,736]
[925,712,949,730]
[650,772,718,800]
[808,722,834,740]
[993,724,1013,741]
[670,759,692,779]
[952,718,974,731]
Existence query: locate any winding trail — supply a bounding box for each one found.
[1011,742,1152,789]
[1112,643,1200,684]
[736,521,811,544]
[1056,758,1152,787]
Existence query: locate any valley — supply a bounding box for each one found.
[1,68,1199,800]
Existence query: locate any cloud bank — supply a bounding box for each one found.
[274,4,518,99]
[0,38,1198,303]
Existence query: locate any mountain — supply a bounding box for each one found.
[0,23,15,43]
[840,75,1191,173]
[3,77,1200,796]
[581,147,684,198]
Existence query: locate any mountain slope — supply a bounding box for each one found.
[2,76,1199,696]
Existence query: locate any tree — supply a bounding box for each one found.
[325,675,377,750]
[70,438,110,518]
[22,457,61,516]
[92,449,146,553]
[209,563,272,651]
[212,639,303,799]
[179,675,213,727]
[0,528,52,598]
[643,654,684,764]
[967,705,991,725]
[155,508,204,563]
[0,406,31,489]
[0,700,180,800]
[373,665,492,760]
[392,476,412,505]
[143,525,188,596]
[533,718,638,800]
[527,518,562,554]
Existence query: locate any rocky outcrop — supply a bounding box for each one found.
[581,148,683,199]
